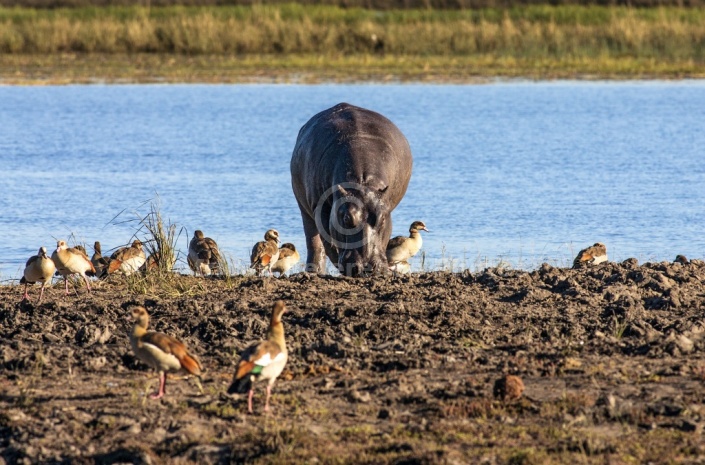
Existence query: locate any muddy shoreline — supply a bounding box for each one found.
[2,260,705,464]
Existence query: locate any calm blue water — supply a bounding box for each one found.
[1,82,704,280]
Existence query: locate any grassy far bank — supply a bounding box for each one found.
[1,4,704,82]
[2,53,702,84]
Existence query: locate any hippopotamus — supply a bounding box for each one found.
[290,103,413,276]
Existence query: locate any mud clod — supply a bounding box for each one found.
[493,374,525,401]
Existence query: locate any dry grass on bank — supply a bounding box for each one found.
[1,5,704,61]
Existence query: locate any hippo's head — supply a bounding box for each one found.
[329,183,391,276]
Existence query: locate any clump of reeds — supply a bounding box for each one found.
[140,200,179,276]
[107,198,189,295]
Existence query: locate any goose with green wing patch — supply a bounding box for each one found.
[228,300,288,414]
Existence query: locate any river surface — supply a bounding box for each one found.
[1,82,704,279]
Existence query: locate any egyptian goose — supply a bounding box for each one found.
[106,240,146,276]
[51,240,95,295]
[91,241,110,278]
[386,221,429,267]
[674,255,689,265]
[129,306,203,400]
[228,300,288,413]
[250,229,280,276]
[270,243,300,277]
[187,230,222,276]
[20,247,56,303]
[140,252,160,272]
[573,242,608,269]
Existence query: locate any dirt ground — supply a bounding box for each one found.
[2,259,705,464]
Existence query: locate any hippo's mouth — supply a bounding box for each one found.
[338,250,387,277]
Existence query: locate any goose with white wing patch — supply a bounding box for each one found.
[228,300,288,414]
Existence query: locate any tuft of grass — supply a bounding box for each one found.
[139,198,181,276]
[611,312,629,339]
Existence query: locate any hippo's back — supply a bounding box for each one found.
[291,103,412,212]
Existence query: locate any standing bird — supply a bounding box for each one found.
[573,243,608,269]
[250,229,280,276]
[91,241,110,278]
[106,240,146,276]
[51,240,95,295]
[129,306,203,400]
[188,230,222,276]
[270,243,300,277]
[228,301,288,414]
[20,247,56,303]
[386,221,429,269]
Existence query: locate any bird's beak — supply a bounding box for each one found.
[422,227,430,232]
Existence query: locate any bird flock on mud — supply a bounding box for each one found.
[16,220,433,412]
[16,219,637,413]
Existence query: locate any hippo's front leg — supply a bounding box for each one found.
[298,203,327,273]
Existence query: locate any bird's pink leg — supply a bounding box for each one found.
[264,384,272,413]
[22,283,30,301]
[150,372,166,399]
[37,284,46,303]
[248,389,254,414]
[82,273,92,293]
[64,277,70,296]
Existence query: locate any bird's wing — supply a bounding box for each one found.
[278,248,294,260]
[25,255,39,268]
[386,236,406,251]
[142,331,202,374]
[234,340,282,379]
[250,241,269,266]
[204,238,221,262]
